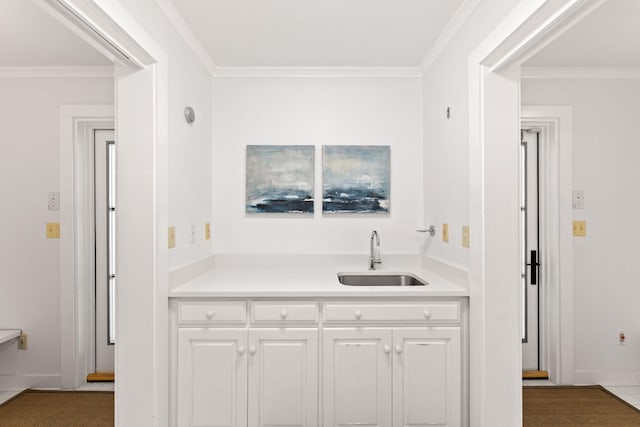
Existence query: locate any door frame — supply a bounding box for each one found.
[521,106,574,385]
[60,106,114,388]
[44,1,170,424]
[467,1,602,425]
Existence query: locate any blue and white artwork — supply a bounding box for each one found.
[246,145,315,214]
[322,145,390,213]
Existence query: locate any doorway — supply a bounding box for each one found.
[521,128,544,377]
[92,129,116,378]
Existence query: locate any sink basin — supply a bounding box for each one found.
[338,273,428,286]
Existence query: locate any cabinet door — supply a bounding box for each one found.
[323,328,392,427]
[178,329,247,427]
[392,328,461,427]
[248,328,318,427]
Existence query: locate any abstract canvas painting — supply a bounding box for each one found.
[322,145,390,213]
[246,145,315,214]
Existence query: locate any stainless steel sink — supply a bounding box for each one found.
[338,273,428,286]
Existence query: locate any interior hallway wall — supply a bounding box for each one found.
[522,78,640,384]
[0,76,113,388]
[212,76,424,255]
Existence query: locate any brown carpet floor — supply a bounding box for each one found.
[0,390,113,427]
[524,386,640,426]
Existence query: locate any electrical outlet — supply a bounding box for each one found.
[572,220,586,237]
[442,223,449,243]
[462,226,470,248]
[46,223,60,239]
[18,334,27,350]
[205,223,211,240]
[168,226,176,248]
[618,330,626,345]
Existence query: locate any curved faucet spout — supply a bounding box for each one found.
[369,230,382,270]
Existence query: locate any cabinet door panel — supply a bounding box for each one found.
[178,329,247,427]
[248,329,318,427]
[323,328,392,427]
[393,328,461,427]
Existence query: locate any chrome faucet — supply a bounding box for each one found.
[369,230,382,270]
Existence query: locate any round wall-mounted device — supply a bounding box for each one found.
[184,106,196,124]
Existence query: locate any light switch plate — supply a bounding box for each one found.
[442,223,449,242]
[46,223,60,239]
[48,192,60,211]
[168,226,176,248]
[572,220,586,237]
[572,190,584,209]
[462,226,470,248]
[205,223,211,240]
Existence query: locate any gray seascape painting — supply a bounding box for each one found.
[322,145,390,213]
[246,145,315,214]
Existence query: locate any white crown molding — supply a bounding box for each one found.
[212,67,422,79]
[521,66,640,79]
[420,0,480,74]
[0,66,114,79]
[153,0,217,76]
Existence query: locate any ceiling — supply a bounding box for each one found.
[525,0,640,67]
[0,0,110,67]
[171,0,465,67]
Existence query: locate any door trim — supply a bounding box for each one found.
[60,106,114,388]
[521,106,574,385]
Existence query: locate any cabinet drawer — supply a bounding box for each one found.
[178,301,246,325]
[323,302,460,323]
[251,302,319,323]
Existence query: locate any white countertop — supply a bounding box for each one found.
[169,255,469,298]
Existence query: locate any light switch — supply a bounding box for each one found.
[48,192,60,211]
[462,226,470,248]
[205,223,211,240]
[442,223,449,243]
[572,220,586,237]
[572,191,584,209]
[46,223,60,239]
[168,226,176,248]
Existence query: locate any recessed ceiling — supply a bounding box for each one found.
[525,0,640,67]
[172,0,465,67]
[0,0,111,67]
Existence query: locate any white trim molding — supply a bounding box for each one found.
[153,0,217,75]
[212,67,422,79]
[420,0,480,73]
[0,66,113,79]
[522,66,640,79]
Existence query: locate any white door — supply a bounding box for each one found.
[248,329,318,427]
[521,129,540,371]
[393,328,461,427]
[94,129,115,372]
[177,329,248,427]
[323,328,392,427]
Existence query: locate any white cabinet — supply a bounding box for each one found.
[248,329,318,427]
[323,328,393,427]
[393,328,461,427]
[172,299,465,427]
[177,329,248,427]
[323,328,461,427]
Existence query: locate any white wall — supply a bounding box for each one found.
[522,78,640,384]
[212,77,424,255]
[0,76,113,388]
[116,0,213,273]
[422,0,521,270]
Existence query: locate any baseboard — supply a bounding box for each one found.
[169,256,215,289]
[574,370,640,386]
[0,375,61,391]
[421,255,468,288]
